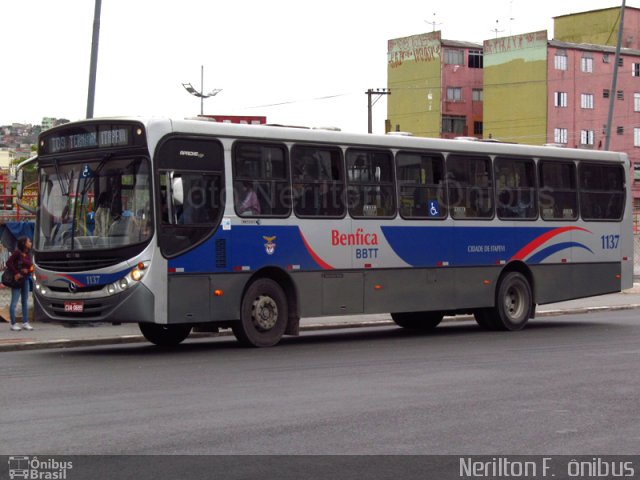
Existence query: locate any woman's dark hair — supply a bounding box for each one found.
[17,236,30,252]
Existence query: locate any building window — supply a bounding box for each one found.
[633,63,640,77]
[554,92,568,107]
[447,87,463,102]
[635,92,640,112]
[603,53,610,63]
[581,57,593,73]
[617,90,624,100]
[603,89,610,98]
[617,126,624,135]
[444,48,464,65]
[618,57,624,67]
[634,164,640,181]
[554,128,568,144]
[442,116,466,134]
[580,93,594,109]
[554,53,568,70]
[472,89,483,102]
[474,121,483,135]
[468,49,483,68]
[635,128,640,147]
[580,130,595,145]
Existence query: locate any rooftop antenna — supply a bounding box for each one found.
[509,0,515,35]
[424,13,442,32]
[491,19,505,39]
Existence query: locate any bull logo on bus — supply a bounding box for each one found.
[263,236,277,255]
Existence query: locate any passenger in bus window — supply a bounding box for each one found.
[237,182,260,216]
[94,192,111,236]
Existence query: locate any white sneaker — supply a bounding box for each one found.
[22,323,34,331]
[10,324,21,331]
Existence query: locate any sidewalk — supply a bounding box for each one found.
[2,285,640,352]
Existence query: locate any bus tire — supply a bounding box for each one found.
[390,311,443,330]
[482,272,532,331]
[233,278,288,347]
[139,323,192,347]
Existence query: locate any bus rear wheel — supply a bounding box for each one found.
[476,272,532,331]
[233,278,288,347]
[139,323,192,347]
[391,311,443,330]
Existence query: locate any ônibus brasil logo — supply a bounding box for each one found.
[8,456,73,479]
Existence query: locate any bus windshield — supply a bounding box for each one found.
[36,156,152,251]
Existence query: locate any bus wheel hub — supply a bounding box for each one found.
[252,295,278,331]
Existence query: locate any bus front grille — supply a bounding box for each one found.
[36,257,120,272]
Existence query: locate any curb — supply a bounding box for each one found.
[2,304,640,352]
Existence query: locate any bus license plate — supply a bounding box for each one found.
[64,301,84,313]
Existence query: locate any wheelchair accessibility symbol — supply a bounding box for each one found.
[428,200,440,217]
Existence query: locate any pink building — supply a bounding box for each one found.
[440,40,485,139]
[547,41,640,201]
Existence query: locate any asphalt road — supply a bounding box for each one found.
[1,310,639,455]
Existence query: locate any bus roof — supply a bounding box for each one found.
[58,117,629,165]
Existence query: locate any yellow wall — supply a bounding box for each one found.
[387,32,442,137]
[554,8,620,46]
[483,32,548,144]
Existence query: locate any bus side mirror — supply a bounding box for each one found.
[16,168,24,198]
[16,155,37,199]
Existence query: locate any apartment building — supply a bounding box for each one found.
[387,31,483,138]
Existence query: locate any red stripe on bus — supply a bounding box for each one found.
[510,227,591,261]
[298,228,334,270]
[59,274,85,288]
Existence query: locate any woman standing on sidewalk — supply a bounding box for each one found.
[6,237,34,331]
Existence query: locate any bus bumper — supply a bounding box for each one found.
[33,283,155,324]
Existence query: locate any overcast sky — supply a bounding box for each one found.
[1,0,636,134]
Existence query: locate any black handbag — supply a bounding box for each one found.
[2,269,20,288]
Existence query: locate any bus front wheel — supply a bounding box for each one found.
[139,323,192,347]
[391,311,443,330]
[476,272,532,331]
[233,278,288,347]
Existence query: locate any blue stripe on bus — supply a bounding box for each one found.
[168,224,595,273]
[169,225,327,273]
[380,226,593,266]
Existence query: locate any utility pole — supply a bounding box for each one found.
[365,88,391,134]
[86,0,102,119]
[605,0,626,150]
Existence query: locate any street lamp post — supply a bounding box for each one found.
[182,65,222,116]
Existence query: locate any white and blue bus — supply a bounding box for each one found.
[26,118,632,347]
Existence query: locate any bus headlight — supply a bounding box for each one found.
[107,284,117,295]
[131,267,144,282]
[119,278,129,290]
[35,282,49,296]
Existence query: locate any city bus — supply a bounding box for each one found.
[24,118,632,347]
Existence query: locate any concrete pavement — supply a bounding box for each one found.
[1,284,640,352]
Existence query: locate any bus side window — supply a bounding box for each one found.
[232,142,290,217]
[291,145,345,217]
[346,149,396,218]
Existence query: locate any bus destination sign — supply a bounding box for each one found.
[40,123,144,155]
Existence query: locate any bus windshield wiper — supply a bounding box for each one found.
[53,158,70,197]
